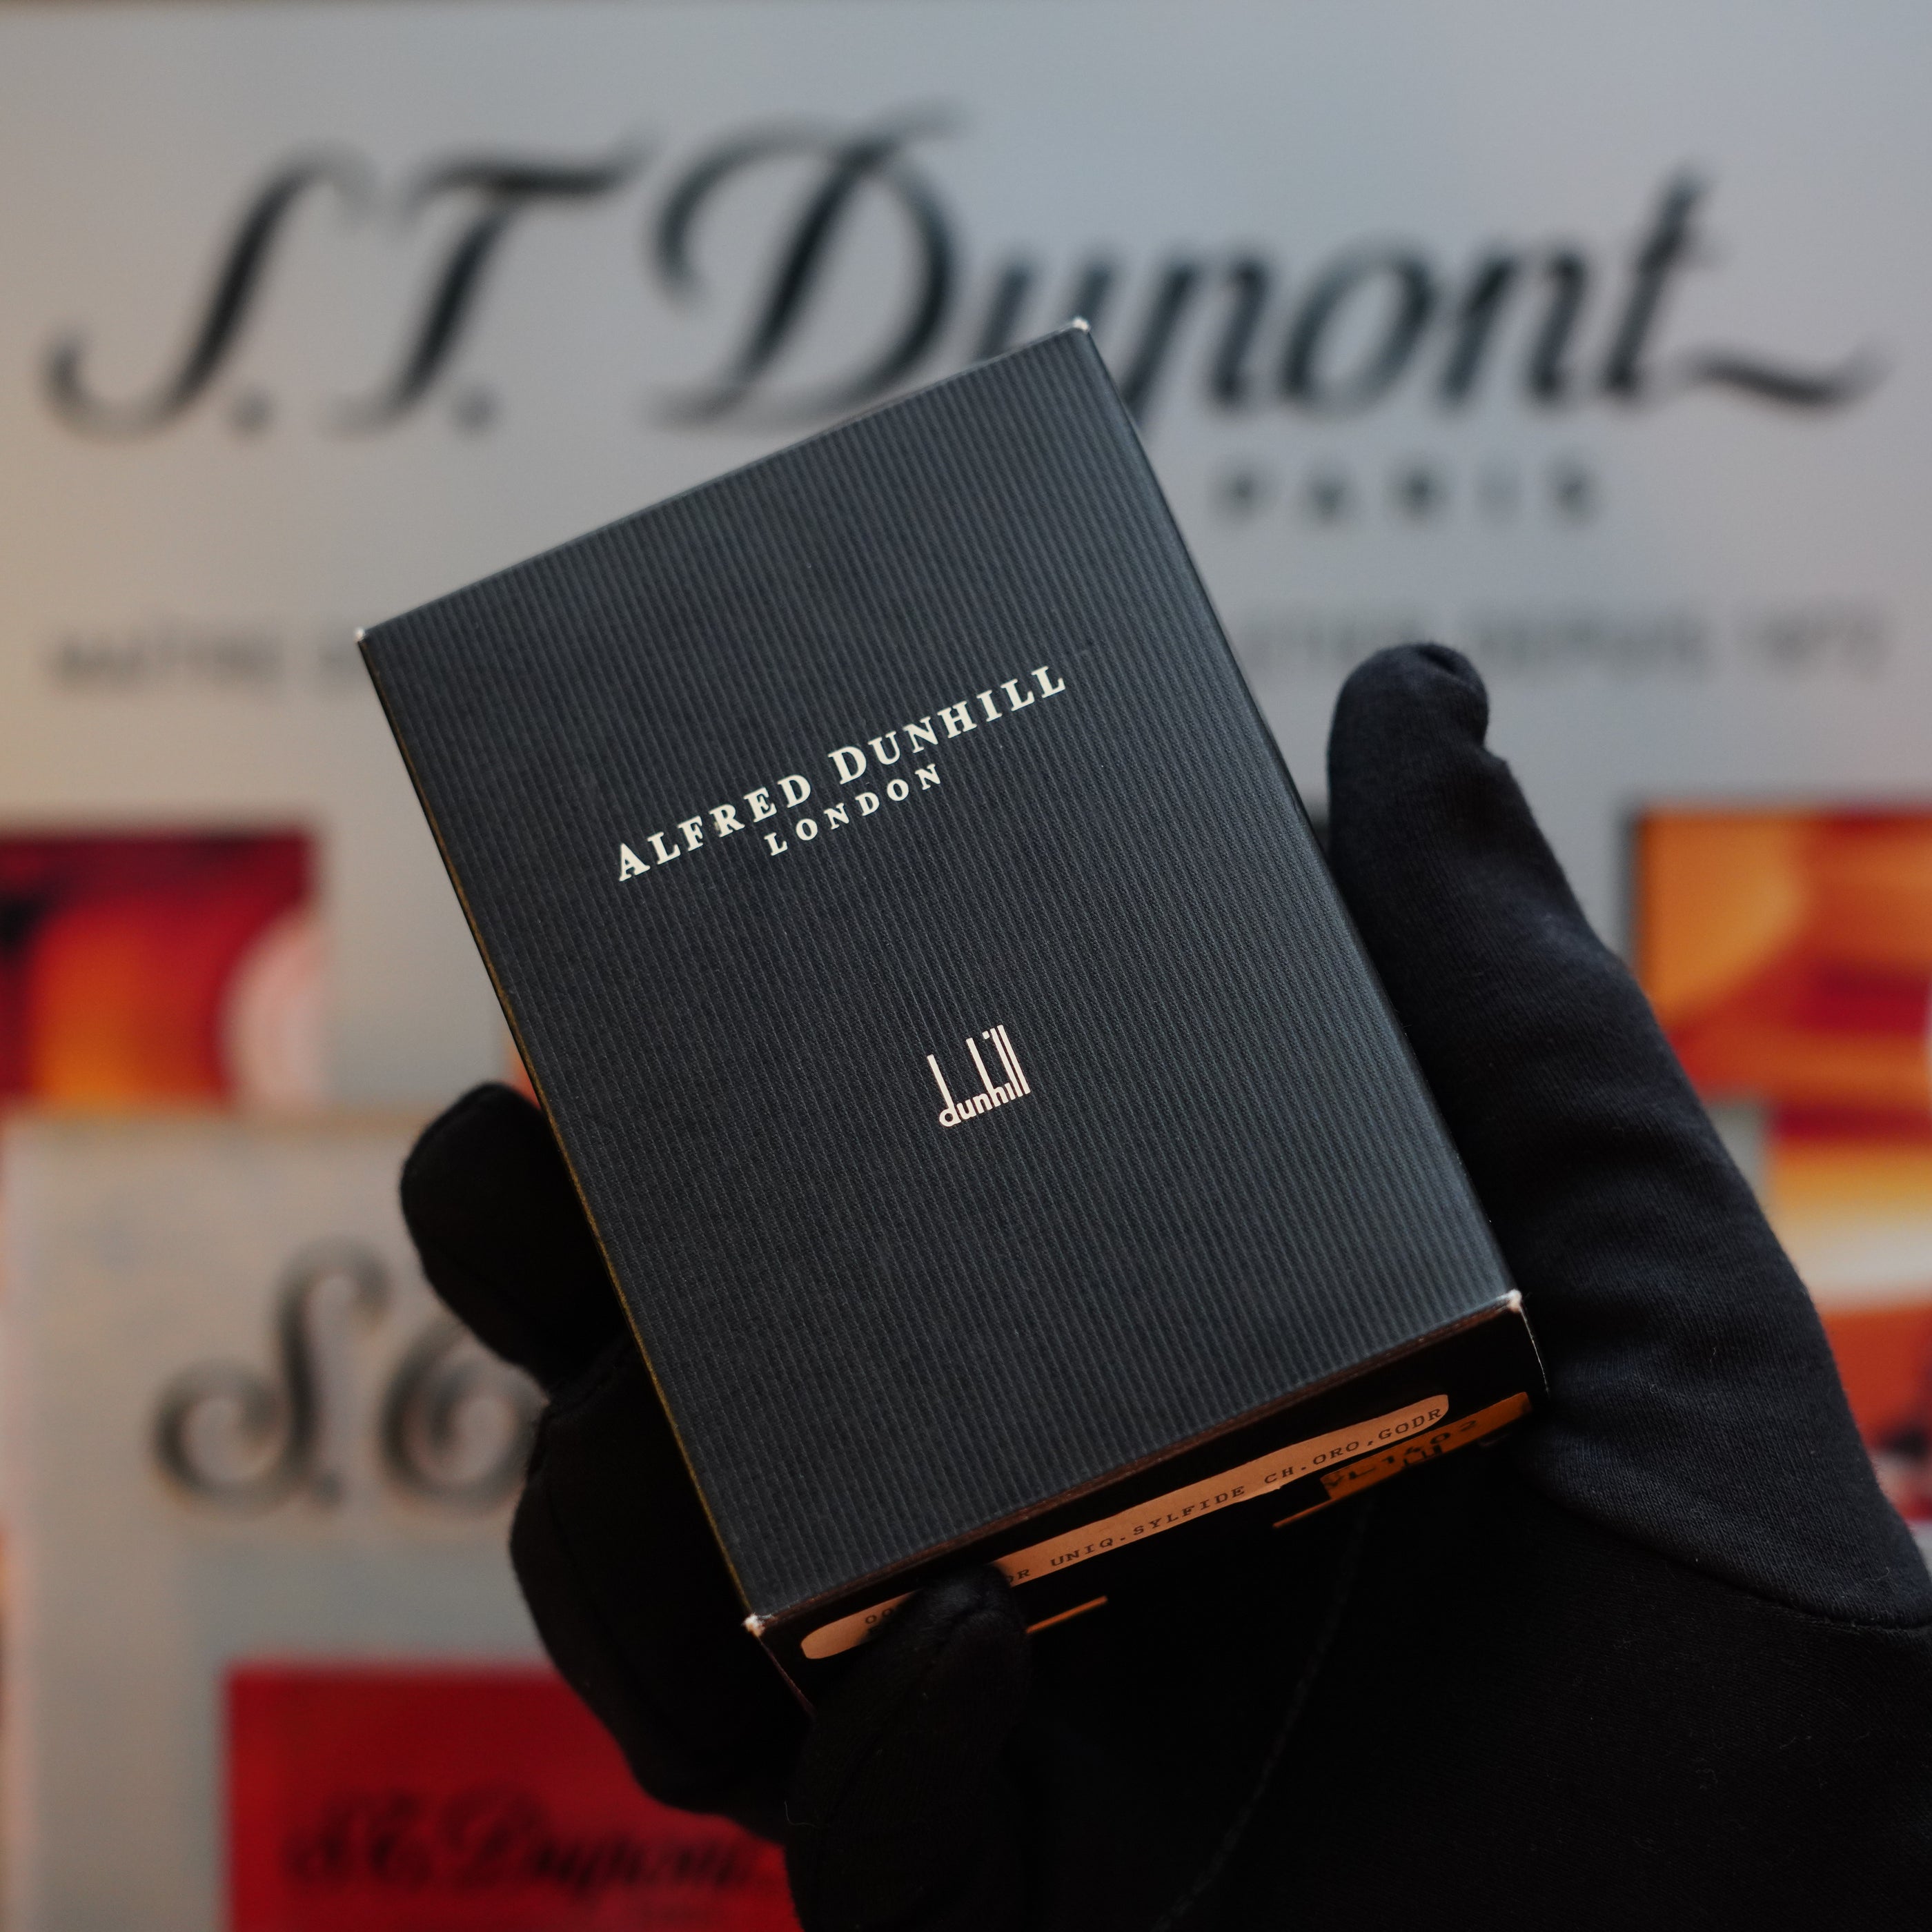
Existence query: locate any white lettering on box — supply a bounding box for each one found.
[927,1023,1030,1128]
[601,660,1070,880]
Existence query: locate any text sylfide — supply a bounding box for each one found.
[615,663,1067,882]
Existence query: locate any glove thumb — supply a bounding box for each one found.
[1326,643,1929,1623]
[786,1570,1029,1932]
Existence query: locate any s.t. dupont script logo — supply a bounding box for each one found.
[40,119,1878,443]
[152,1240,539,1514]
[928,1024,1032,1129]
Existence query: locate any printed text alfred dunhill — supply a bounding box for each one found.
[615,663,1067,882]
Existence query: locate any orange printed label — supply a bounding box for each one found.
[1274,1390,1533,1526]
[800,1394,1451,1661]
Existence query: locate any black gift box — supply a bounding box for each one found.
[362,327,1539,1697]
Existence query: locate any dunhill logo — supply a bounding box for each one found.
[41,117,1878,442]
[928,1024,1031,1128]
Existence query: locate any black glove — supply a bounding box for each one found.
[402,644,1932,1931]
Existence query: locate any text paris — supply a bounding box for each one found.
[615,663,1066,882]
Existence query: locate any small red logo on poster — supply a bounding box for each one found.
[228,1665,798,1931]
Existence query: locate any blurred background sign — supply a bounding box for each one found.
[0,832,319,1109]
[1,1114,790,1931]
[1635,810,1932,1531]
[229,1668,795,1931]
[2,0,1929,1102]
[0,0,1930,1923]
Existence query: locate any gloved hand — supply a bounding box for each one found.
[402,644,1932,1931]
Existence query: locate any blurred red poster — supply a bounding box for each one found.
[228,1666,798,1932]
[0,831,317,1106]
[1635,809,1932,1521]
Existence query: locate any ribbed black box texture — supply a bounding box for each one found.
[363,328,1537,1695]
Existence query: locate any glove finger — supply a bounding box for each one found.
[514,1337,807,1838]
[402,1083,624,1392]
[787,1570,1029,1932]
[1325,644,1929,1623]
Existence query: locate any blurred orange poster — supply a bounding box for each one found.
[1636,810,1932,1522]
[0,831,319,1107]
[229,1666,798,1932]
